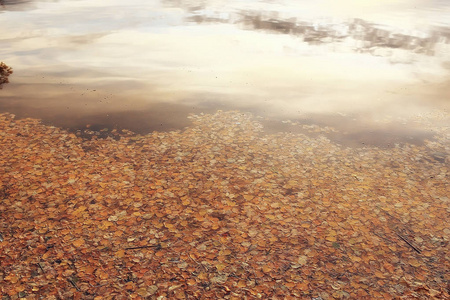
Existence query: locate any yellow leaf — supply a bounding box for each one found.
[164,223,175,229]
[297,282,309,291]
[422,250,433,257]
[15,285,26,292]
[297,255,308,265]
[61,229,70,235]
[95,269,109,280]
[219,249,232,256]
[216,263,226,271]
[237,280,247,288]
[350,255,361,262]
[115,249,125,258]
[262,265,272,273]
[270,202,281,208]
[73,238,85,248]
[99,220,114,230]
[409,259,421,267]
[243,195,254,201]
[5,274,19,284]
[137,287,149,297]
[134,192,143,199]
[326,235,337,242]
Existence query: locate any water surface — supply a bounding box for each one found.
[1,0,449,146]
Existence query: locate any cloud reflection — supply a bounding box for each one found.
[0,0,448,145]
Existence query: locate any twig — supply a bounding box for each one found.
[124,244,161,250]
[379,208,422,254]
[37,262,45,273]
[189,253,208,272]
[67,277,80,291]
[396,232,421,254]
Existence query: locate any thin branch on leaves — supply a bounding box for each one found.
[67,277,81,291]
[396,232,421,254]
[124,244,161,250]
[37,262,45,273]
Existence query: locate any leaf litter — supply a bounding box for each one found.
[0,110,448,299]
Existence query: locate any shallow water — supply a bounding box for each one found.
[0,0,449,146]
[0,2,449,298]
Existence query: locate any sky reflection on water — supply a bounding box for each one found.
[0,0,449,146]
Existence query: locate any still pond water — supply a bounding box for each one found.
[0,0,449,147]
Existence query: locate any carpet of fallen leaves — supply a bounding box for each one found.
[0,110,449,300]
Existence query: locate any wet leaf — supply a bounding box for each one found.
[262,265,272,273]
[115,249,125,258]
[0,111,448,298]
[216,263,227,271]
[297,255,308,266]
[73,238,85,248]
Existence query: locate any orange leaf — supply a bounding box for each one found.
[219,249,232,256]
[115,249,125,258]
[5,274,19,284]
[216,263,226,271]
[326,235,337,242]
[262,265,272,273]
[73,238,85,248]
[297,282,309,291]
[237,280,247,288]
[297,255,308,265]
[95,269,109,280]
[164,223,175,229]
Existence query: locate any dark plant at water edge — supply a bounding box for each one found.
[0,62,13,89]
